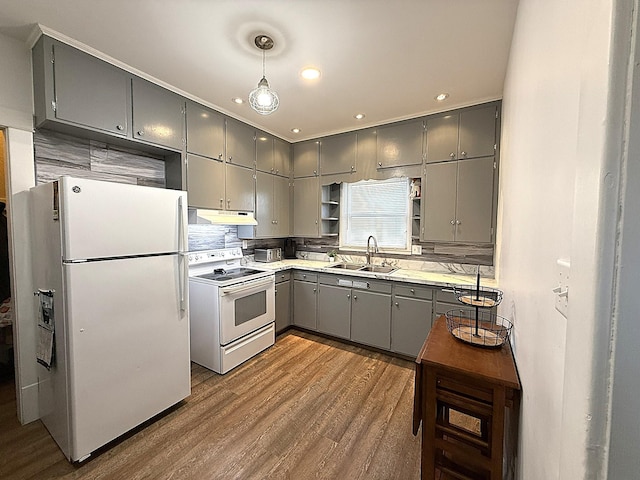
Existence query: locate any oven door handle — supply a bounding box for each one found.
[220,276,274,296]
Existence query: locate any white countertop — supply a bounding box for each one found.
[246,259,497,289]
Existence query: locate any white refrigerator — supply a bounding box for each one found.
[30,176,190,462]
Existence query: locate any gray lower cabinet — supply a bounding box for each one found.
[423,157,495,243]
[186,154,225,209]
[131,77,185,151]
[225,164,255,212]
[293,272,318,330]
[376,118,425,169]
[186,101,225,160]
[391,285,433,357]
[317,284,351,339]
[351,289,392,350]
[275,272,291,333]
[293,176,320,237]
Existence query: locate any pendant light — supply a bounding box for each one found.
[249,35,279,115]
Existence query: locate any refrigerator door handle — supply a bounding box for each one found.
[179,253,188,312]
[178,195,186,254]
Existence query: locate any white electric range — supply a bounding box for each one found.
[188,248,275,374]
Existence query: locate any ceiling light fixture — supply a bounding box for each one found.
[249,35,279,115]
[291,128,301,133]
[301,67,321,80]
[354,113,365,120]
[435,93,449,101]
[232,97,244,104]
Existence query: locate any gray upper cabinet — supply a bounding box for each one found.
[131,77,185,151]
[253,171,290,238]
[423,157,495,243]
[225,118,255,169]
[376,118,424,169]
[33,36,130,137]
[274,137,291,177]
[256,133,291,177]
[225,163,255,211]
[293,176,319,237]
[293,140,320,178]
[426,104,497,164]
[186,101,225,160]
[186,154,225,209]
[320,132,357,175]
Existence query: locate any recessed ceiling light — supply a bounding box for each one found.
[291,128,301,133]
[300,68,321,80]
[435,93,449,101]
[232,97,244,104]
[354,113,365,120]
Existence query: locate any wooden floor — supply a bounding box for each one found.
[0,329,424,480]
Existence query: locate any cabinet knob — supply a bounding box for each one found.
[275,288,278,294]
[303,275,306,278]
[227,199,231,207]
[410,288,415,294]
[353,295,357,300]
[395,302,399,307]
[228,156,233,162]
[313,288,316,293]
[460,151,467,158]
[456,220,461,225]
[313,170,317,175]
[220,198,224,207]
[275,169,279,174]
[347,294,351,299]
[275,220,278,224]
[137,130,144,137]
[378,162,382,167]
[218,154,223,160]
[450,220,455,225]
[449,152,456,159]
[281,274,285,279]
[116,124,124,131]
[351,166,355,171]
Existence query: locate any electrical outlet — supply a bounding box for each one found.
[411,245,422,255]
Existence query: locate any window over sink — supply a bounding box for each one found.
[340,177,411,253]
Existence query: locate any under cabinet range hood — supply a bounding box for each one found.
[189,209,258,226]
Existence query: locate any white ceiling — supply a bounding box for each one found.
[0,0,519,142]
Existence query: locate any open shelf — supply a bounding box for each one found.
[321,183,341,237]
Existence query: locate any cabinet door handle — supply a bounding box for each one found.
[116,124,124,131]
[227,199,231,207]
[449,152,456,159]
[460,151,467,158]
[220,198,224,207]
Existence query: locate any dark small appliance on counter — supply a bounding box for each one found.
[283,238,296,259]
[255,248,282,263]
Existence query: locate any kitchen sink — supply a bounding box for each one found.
[328,263,366,270]
[358,265,398,274]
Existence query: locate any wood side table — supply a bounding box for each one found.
[413,316,521,480]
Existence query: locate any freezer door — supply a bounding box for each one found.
[64,254,190,461]
[58,176,187,261]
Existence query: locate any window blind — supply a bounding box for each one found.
[341,177,410,250]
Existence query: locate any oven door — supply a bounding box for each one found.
[219,275,275,345]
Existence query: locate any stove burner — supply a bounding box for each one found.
[195,268,265,283]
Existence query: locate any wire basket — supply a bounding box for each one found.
[450,284,503,308]
[445,309,513,348]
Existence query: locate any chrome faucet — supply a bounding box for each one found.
[366,235,379,265]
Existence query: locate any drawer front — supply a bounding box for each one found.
[436,288,458,304]
[318,274,391,294]
[393,284,432,300]
[275,271,291,283]
[293,271,318,283]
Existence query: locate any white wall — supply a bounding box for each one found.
[0,32,38,423]
[498,0,629,478]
